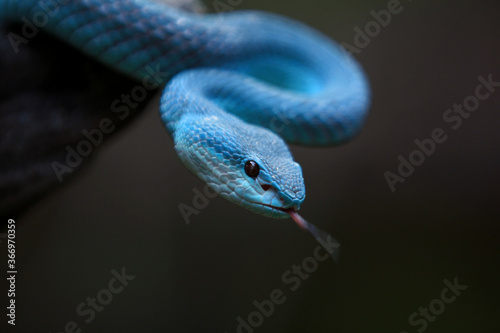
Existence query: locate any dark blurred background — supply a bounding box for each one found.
[1,0,499,332]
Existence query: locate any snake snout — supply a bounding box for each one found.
[278,192,302,211]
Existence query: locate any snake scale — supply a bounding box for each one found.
[0,0,370,235]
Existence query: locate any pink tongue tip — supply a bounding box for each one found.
[286,210,341,263]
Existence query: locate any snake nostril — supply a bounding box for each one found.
[261,184,272,191]
[279,197,284,202]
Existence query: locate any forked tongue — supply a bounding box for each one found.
[288,210,341,263]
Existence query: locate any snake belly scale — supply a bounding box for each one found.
[0,0,370,220]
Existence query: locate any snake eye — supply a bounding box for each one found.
[244,160,260,178]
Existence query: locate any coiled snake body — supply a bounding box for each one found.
[1,0,370,229]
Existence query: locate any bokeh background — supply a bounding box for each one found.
[1,0,499,332]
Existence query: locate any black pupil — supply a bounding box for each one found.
[245,160,260,178]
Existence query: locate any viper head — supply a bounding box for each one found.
[173,112,305,219]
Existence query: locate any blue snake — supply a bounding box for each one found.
[1,0,370,231]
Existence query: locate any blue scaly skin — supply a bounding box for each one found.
[1,0,370,219]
